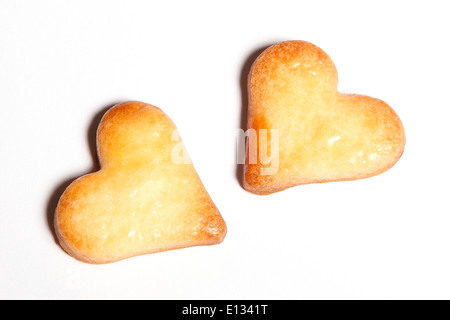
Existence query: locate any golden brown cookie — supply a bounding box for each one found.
[55,101,227,264]
[243,41,405,195]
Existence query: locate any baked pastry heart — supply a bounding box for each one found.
[243,41,406,195]
[55,102,227,264]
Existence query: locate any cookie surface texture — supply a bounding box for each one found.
[55,102,227,264]
[244,41,405,195]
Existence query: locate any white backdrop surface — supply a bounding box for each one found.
[1,0,449,299]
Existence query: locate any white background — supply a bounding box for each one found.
[1,0,449,300]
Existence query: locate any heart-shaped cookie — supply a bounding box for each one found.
[243,41,406,195]
[55,102,227,264]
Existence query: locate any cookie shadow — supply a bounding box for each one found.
[46,102,121,245]
[235,44,272,189]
